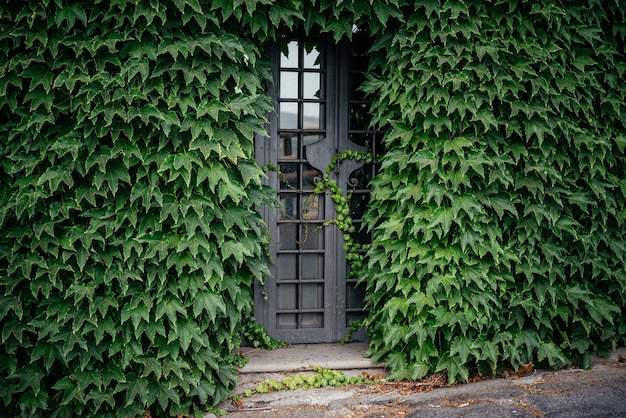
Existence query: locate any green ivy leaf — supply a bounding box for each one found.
[435,353,469,384]
[8,365,44,397]
[537,341,566,366]
[122,376,149,407]
[193,289,227,322]
[588,297,620,326]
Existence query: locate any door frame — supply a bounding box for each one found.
[254,34,372,343]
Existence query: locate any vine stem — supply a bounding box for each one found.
[302,150,373,279]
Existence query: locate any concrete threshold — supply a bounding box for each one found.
[238,342,383,374]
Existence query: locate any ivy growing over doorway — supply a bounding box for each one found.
[1,0,625,416]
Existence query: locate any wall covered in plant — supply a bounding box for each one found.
[0,0,624,416]
[0,1,285,416]
[361,0,626,382]
[0,0,386,416]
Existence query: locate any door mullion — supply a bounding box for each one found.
[333,40,350,342]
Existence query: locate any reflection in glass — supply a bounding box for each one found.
[279,102,298,129]
[303,43,321,68]
[301,227,322,250]
[348,133,369,146]
[281,41,299,68]
[277,284,297,310]
[349,192,369,219]
[349,72,367,100]
[303,72,321,99]
[279,224,297,250]
[277,313,297,329]
[301,254,322,280]
[303,134,322,146]
[303,103,322,129]
[346,282,367,308]
[301,283,323,309]
[280,71,298,99]
[301,312,323,328]
[348,165,372,190]
[350,103,370,131]
[347,311,366,326]
[302,194,323,220]
[278,254,297,281]
[280,194,298,220]
[301,163,321,190]
[350,42,369,71]
[279,133,298,159]
[280,163,299,189]
[350,228,370,246]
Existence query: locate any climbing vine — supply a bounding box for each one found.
[310,150,373,278]
[0,0,625,416]
[234,366,379,399]
[242,319,288,350]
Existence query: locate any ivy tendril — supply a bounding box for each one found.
[307,150,373,278]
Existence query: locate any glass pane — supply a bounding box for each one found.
[301,312,323,328]
[349,103,370,131]
[279,133,298,160]
[301,226,323,250]
[303,134,323,146]
[301,283,323,309]
[302,194,323,220]
[280,163,299,189]
[303,103,323,129]
[303,72,321,99]
[348,165,372,190]
[302,163,321,190]
[277,284,297,310]
[348,133,369,147]
[351,41,369,71]
[346,282,367,309]
[350,227,370,246]
[280,102,298,129]
[301,254,322,280]
[281,41,299,68]
[278,254,297,281]
[349,192,369,219]
[277,313,297,329]
[280,71,299,99]
[280,194,298,220]
[303,42,321,68]
[279,224,297,250]
[349,72,367,100]
[347,311,367,326]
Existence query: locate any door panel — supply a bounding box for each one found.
[255,34,379,343]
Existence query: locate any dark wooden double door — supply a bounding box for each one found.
[255,33,382,343]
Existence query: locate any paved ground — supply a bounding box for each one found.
[210,344,626,417]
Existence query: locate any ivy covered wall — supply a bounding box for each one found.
[0,1,285,416]
[0,0,624,416]
[361,0,626,382]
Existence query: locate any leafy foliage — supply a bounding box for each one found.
[236,366,379,399]
[1,0,625,415]
[242,319,288,350]
[0,1,281,416]
[311,150,373,278]
[361,0,626,383]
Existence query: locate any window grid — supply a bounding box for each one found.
[276,39,327,330]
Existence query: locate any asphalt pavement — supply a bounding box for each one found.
[209,344,626,417]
